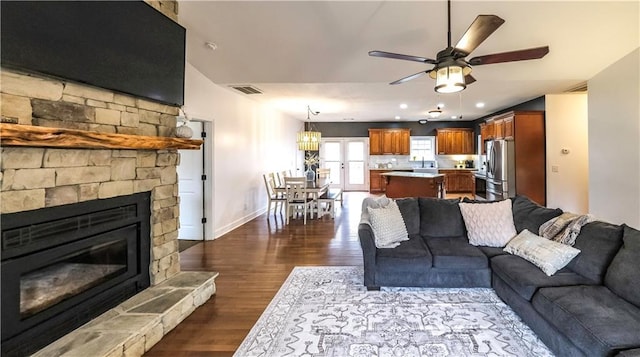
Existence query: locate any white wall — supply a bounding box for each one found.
[588,48,640,228]
[545,93,589,214]
[184,63,302,238]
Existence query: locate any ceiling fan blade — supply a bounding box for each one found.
[369,50,437,64]
[390,70,430,85]
[465,74,476,85]
[468,46,550,65]
[454,15,505,56]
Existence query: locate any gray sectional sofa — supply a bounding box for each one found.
[358,195,640,357]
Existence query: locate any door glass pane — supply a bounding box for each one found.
[348,162,364,185]
[324,142,341,161]
[347,142,364,161]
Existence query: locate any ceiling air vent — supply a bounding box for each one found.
[566,82,588,93]
[229,85,263,95]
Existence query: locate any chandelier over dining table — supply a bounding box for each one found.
[297,105,321,151]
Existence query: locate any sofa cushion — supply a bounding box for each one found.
[368,200,409,248]
[605,225,640,307]
[425,237,488,269]
[504,229,581,276]
[418,198,465,238]
[396,197,420,236]
[532,285,640,356]
[511,195,563,233]
[376,235,432,273]
[491,254,593,301]
[459,199,517,247]
[567,221,624,283]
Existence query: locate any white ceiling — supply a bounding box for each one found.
[178,1,639,122]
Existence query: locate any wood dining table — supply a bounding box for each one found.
[275,178,331,219]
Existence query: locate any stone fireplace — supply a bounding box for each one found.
[0,3,215,356]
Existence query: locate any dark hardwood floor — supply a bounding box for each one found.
[145,192,370,356]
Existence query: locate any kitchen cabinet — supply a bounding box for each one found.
[369,129,411,155]
[436,128,474,155]
[494,119,505,140]
[369,170,386,193]
[503,116,514,140]
[370,169,413,193]
[439,169,475,193]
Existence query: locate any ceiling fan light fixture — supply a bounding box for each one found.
[434,65,466,93]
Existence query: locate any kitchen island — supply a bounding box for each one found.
[380,171,445,199]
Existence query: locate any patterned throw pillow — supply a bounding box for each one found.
[367,200,409,249]
[459,199,517,247]
[504,229,581,276]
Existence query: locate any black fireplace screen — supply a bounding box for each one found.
[1,192,151,357]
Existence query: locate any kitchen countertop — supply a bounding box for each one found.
[438,168,478,171]
[370,167,414,171]
[380,172,445,178]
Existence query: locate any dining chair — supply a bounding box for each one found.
[316,168,331,180]
[284,176,314,225]
[277,170,288,187]
[263,173,285,216]
[316,168,343,210]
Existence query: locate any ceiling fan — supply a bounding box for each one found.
[369,0,549,93]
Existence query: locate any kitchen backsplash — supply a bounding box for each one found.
[369,154,481,169]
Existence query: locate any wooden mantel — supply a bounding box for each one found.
[0,124,203,150]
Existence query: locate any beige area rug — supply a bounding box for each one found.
[234,266,554,357]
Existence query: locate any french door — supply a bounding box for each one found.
[320,138,368,191]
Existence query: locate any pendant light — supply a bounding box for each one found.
[297,105,321,151]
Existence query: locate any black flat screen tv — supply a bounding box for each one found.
[1,1,185,106]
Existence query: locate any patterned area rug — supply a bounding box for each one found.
[235,266,554,357]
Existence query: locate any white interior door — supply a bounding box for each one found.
[177,121,204,240]
[320,138,368,191]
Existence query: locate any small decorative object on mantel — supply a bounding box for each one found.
[175,106,193,139]
[175,121,193,139]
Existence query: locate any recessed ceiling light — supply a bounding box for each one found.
[205,42,218,50]
[475,102,485,108]
[399,103,408,109]
[395,116,401,120]
[451,115,458,119]
[438,103,445,108]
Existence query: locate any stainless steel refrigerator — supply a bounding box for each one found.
[485,140,516,200]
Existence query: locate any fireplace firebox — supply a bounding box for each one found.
[1,192,151,356]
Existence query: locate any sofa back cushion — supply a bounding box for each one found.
[396,198,420,236]
[418,198,466,238]
[605,225,640,307]
[567,221,624,283]
[511,195,563,233]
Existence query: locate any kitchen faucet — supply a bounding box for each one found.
[421,157,425,168]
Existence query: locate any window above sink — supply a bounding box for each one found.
[410,136,435,162]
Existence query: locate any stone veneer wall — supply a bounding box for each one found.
[0,0,183,285]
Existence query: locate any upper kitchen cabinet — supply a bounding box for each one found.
[369,129,411,155]
[436,128,474,155]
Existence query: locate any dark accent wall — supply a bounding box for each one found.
[315,96,545,139]
[472,96,546,128]
[314,120,474,137]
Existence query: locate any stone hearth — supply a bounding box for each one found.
[32,272,218,357]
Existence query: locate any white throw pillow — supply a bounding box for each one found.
[367,200,409,249]
[504,229,581,276]
[459,199,517,247]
